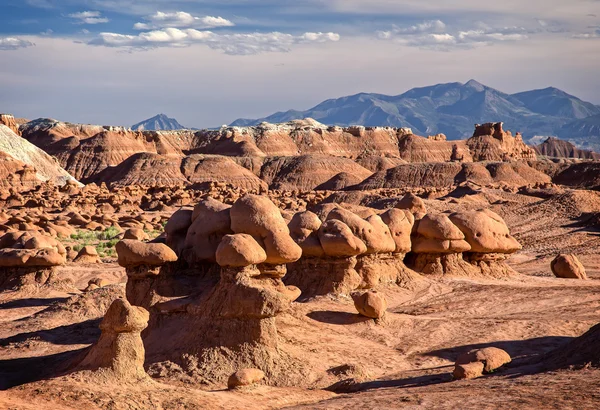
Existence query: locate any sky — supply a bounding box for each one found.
[1,0,599,128]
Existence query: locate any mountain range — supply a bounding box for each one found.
[230,80,600,148]
[132,114,186,131]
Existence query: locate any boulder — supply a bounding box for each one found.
[288,211,324,257]
[326,208,396,254]
[395,193,426,214]
[351,290,387,319]
[227,368,265,389]
[551,254,587,280]
[318,220,367,257]
[453,362,484,380]
[123,228,149,241]
[216,234,267,267]
[456,347,511,373]
[380,208,414,254]
[412,213,471,254]
[230,195,302,265]
[116,239,178,268]
[448,209,521,253]
[74,245,102,264]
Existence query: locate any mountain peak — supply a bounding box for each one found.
[465,79,485,91]
[132,114,186,131]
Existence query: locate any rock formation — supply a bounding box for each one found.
[468,122,537,162]
[551,254,587,279]
[120,194,304,385]
[75,298,150,381]
[0,231,67,290]
[0,124,79,189]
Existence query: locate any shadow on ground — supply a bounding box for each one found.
[0,318,101,347]
[0,297,69,310]
[307,310,371,325]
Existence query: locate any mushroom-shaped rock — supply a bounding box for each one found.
[74,245,102,264]
[216,234,267,267]
[288,211,324,257]
[123,228,149,241]
[448,209,521,253]
[183,198,232,263]
[116,239,178,268]
[326,208,396,254]
[453,362,484,380]
[395,193,426,214]
[380,208,414,254]
[551,254,587,280]
[230,195,302,264]
[227,368,265,389]
[412,213,471,254]
[318,219,367,257]
[456,347,511,373]
[351,290,387,319]
[76,298,149,380]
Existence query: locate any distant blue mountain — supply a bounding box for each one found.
[132,114,186,131]
[231,80,600,141]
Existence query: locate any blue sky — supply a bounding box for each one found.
[1,0,599,128]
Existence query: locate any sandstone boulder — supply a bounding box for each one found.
[456,347,511,373]
[352,290,387,319]
[227,368,265,389]
[76,298,149,380]
[551,254,587,280]
[216,234,267,267]
[453,362,484,380]
[74,245,102,264]
[123,228,149,241]
[230,195,302,265]
[318,220,367,257]
[412,213,471,254]
[116,239,178,268]
[448,209,521,253]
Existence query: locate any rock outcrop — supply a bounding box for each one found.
[468,122,537,162]
[0,124,79,188]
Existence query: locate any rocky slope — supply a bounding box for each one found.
[0,124,79,188]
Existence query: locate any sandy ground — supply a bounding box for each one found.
[1,189,600,409]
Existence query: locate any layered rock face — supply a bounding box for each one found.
[468,122,537,161]
[0,231,67,290]
[18,117,541,189]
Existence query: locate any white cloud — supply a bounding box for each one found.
[0,37,35,51]
[133,11,234,30]
[40,29,53,36]
[89,28,340,55]
[68,11,109,25]
[378,20,531,50]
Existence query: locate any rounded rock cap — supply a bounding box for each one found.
[116,239,178,268]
